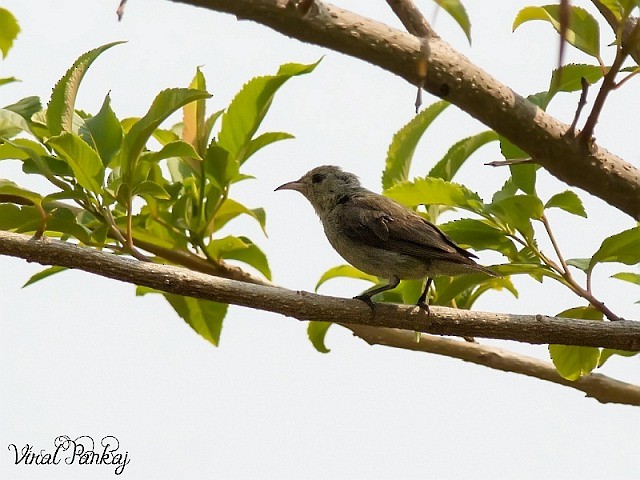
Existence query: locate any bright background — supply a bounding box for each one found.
[1,1,639,479]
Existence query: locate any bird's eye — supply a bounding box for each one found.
[311,173,325,184]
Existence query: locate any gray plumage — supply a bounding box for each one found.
[276,165,496,309]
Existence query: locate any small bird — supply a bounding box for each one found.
[276,165,496,311]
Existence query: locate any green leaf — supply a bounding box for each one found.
[80,94,123,166]
[4,96,42,121]
[509,163,538,195]
[0,179,42,205]
[308,321,332,353]
[385,177,484,212]
[598,0,639,21]
[137,287,227,346]
[566,258,591,271]
[316,264,379,291]
[218,60,320,162]
[440,219,518,258]
[47,132,105,193]
[486,194,544,240]
[143,140,201,164]
[589,226,640,271]
[548,64,604,97]
[429,130,497,182]
[0,8,20,58]
[118,88,211,178]
[0,108,31,138]
[212,199,266,234]
[47,41,125,136]
[513,5,600,58]
[611,271,640,285]
[132,180,170,200]
[549,306,603,380]
[0,77,18,87]
[0,203,40,230]
[214,236,271,280]
[611,272,640,303]
[598,348,638,367]
[22,266,67,288]
[242,131,294,163]
[382,101,450,189]
[545,190,587,217]
[434,0,472,43]
[182,67,208,155]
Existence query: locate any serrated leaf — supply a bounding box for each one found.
[22,266,67,288]
[47,132,104,193]
[549,306,603,380]
[589,226,640,271]
[430,130,498,182]
[382,101,450,189]
[118,88,211,179]
[434,0,472,43]
[316,264,379,291]
[385,176,484,213]
[549,64,604,97]
[308,321,332,353]
[545,190,587,217]
[598,0,639,21]
[137,287,227,346]
[80,94,123,166]
[0,8,20,58]
[242,131,294,163]
[486,194,544,240]
[218,60,320,162]
[513,5,600,58]
[47,41,125,136]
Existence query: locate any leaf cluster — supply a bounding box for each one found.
[0,41,318,346]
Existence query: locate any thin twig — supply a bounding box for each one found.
[567,77,589,138]
[385,0,435,37]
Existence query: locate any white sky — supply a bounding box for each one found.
[1,1,639,479]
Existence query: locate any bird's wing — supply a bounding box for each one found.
[337,194,478,261]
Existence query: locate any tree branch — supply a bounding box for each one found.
[2,230,639,405]
[346,325,640,406]
[2,230,639,349]
[167,0,640,220]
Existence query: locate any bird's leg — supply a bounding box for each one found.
[354,275,400,308]
[416,277,433,314]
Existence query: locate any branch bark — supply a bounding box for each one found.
[167,0,640,220]
[2,230,639,405]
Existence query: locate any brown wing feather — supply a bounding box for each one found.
[337,193,478,262]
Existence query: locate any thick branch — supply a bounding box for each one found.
[2,230,639,405]
[2,230,639,350]
[347,325,640,406]
[168,0,640,220]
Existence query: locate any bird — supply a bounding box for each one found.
[275,165,496,312]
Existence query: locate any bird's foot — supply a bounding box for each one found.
[354,294,376,310]
[416,300,430,316]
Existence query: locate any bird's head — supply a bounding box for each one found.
[275,165,361,216]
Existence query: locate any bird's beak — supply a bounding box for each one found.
[275,179,305,193]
